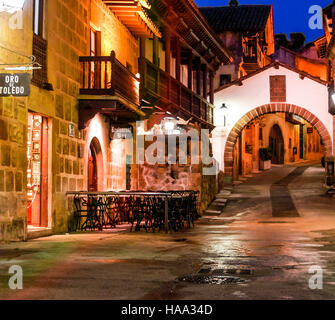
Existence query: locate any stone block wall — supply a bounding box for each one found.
[0,0,140,239]
[46,0,139,233]
[135,135,218,214]
[0,96,27,241]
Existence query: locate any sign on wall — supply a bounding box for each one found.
[0,73,30,96]
[270,75,286,103]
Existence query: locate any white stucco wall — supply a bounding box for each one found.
[212,65,332,171]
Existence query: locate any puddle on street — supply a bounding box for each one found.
[178,274,246,285]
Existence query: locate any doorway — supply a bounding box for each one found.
[88,144,98,192]
[27,112,48,227]
[269,124,284,164]
[88,138,103,192]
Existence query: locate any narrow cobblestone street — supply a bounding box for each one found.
[1,163,335,300]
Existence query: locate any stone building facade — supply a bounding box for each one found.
[0,0,154,241]
[0,0,232,241]
[200,2,275,89]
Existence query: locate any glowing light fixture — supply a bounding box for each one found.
[135,73,141,80]
[162,117,179,134]
[164,120,175,132]
[4,65,41,71]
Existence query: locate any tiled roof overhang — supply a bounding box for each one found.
[199,5,272,33]
[102,0,161,38]
[151,0,233,66]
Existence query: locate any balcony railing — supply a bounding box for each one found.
[141,58,214,125]
[79,51,140,106]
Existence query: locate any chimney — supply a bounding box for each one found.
[229,0,239,7]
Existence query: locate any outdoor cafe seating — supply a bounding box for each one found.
[67,190,200,233]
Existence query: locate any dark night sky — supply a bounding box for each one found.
[195,0,331,42]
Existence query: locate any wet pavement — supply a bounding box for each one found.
[1,163,335,300]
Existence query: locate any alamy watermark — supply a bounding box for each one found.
[308,5,323,30]
[111,121,218,176]
[0,1,24,30]
[308,265,323,290]
[8,265,23,290]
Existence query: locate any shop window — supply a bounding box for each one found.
[27,112,49,228]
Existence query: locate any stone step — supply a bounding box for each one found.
[214,199,228,205]
[223,186,233,191]
[208,203,226,211]
[216,191,231,198]
[233,181,243,186]
[204,209,222,216]
[219,189,231,195]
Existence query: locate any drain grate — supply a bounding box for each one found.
[178,274,245,285]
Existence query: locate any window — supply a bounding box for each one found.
[259,128,263,141]
[33,0,45,38]
[220,74,231,86]
[32,0,48,87]
[90,29,97,56]
[126,63,133,73]
[270,75,286,102]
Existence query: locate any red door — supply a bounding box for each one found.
[27,113,48,227]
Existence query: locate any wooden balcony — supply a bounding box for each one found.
[78,51,144,129]
[79,51,140,106]
[140,58,214,128]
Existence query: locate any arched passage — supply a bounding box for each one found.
[224,103,333,180]
[88,137,104,191]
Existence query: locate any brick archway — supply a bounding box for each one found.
[224,103,333,179]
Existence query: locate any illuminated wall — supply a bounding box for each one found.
[0,0,140,240]
[213,64,332,174]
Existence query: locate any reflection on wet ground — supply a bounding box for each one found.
[1,164,335,300]
[270,166,309,217]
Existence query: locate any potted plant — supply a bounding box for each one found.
[259,148,272,170]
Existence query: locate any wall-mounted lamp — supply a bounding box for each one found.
[163,117,176,131]
[328,82,335,115]
[220,103,227,109]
